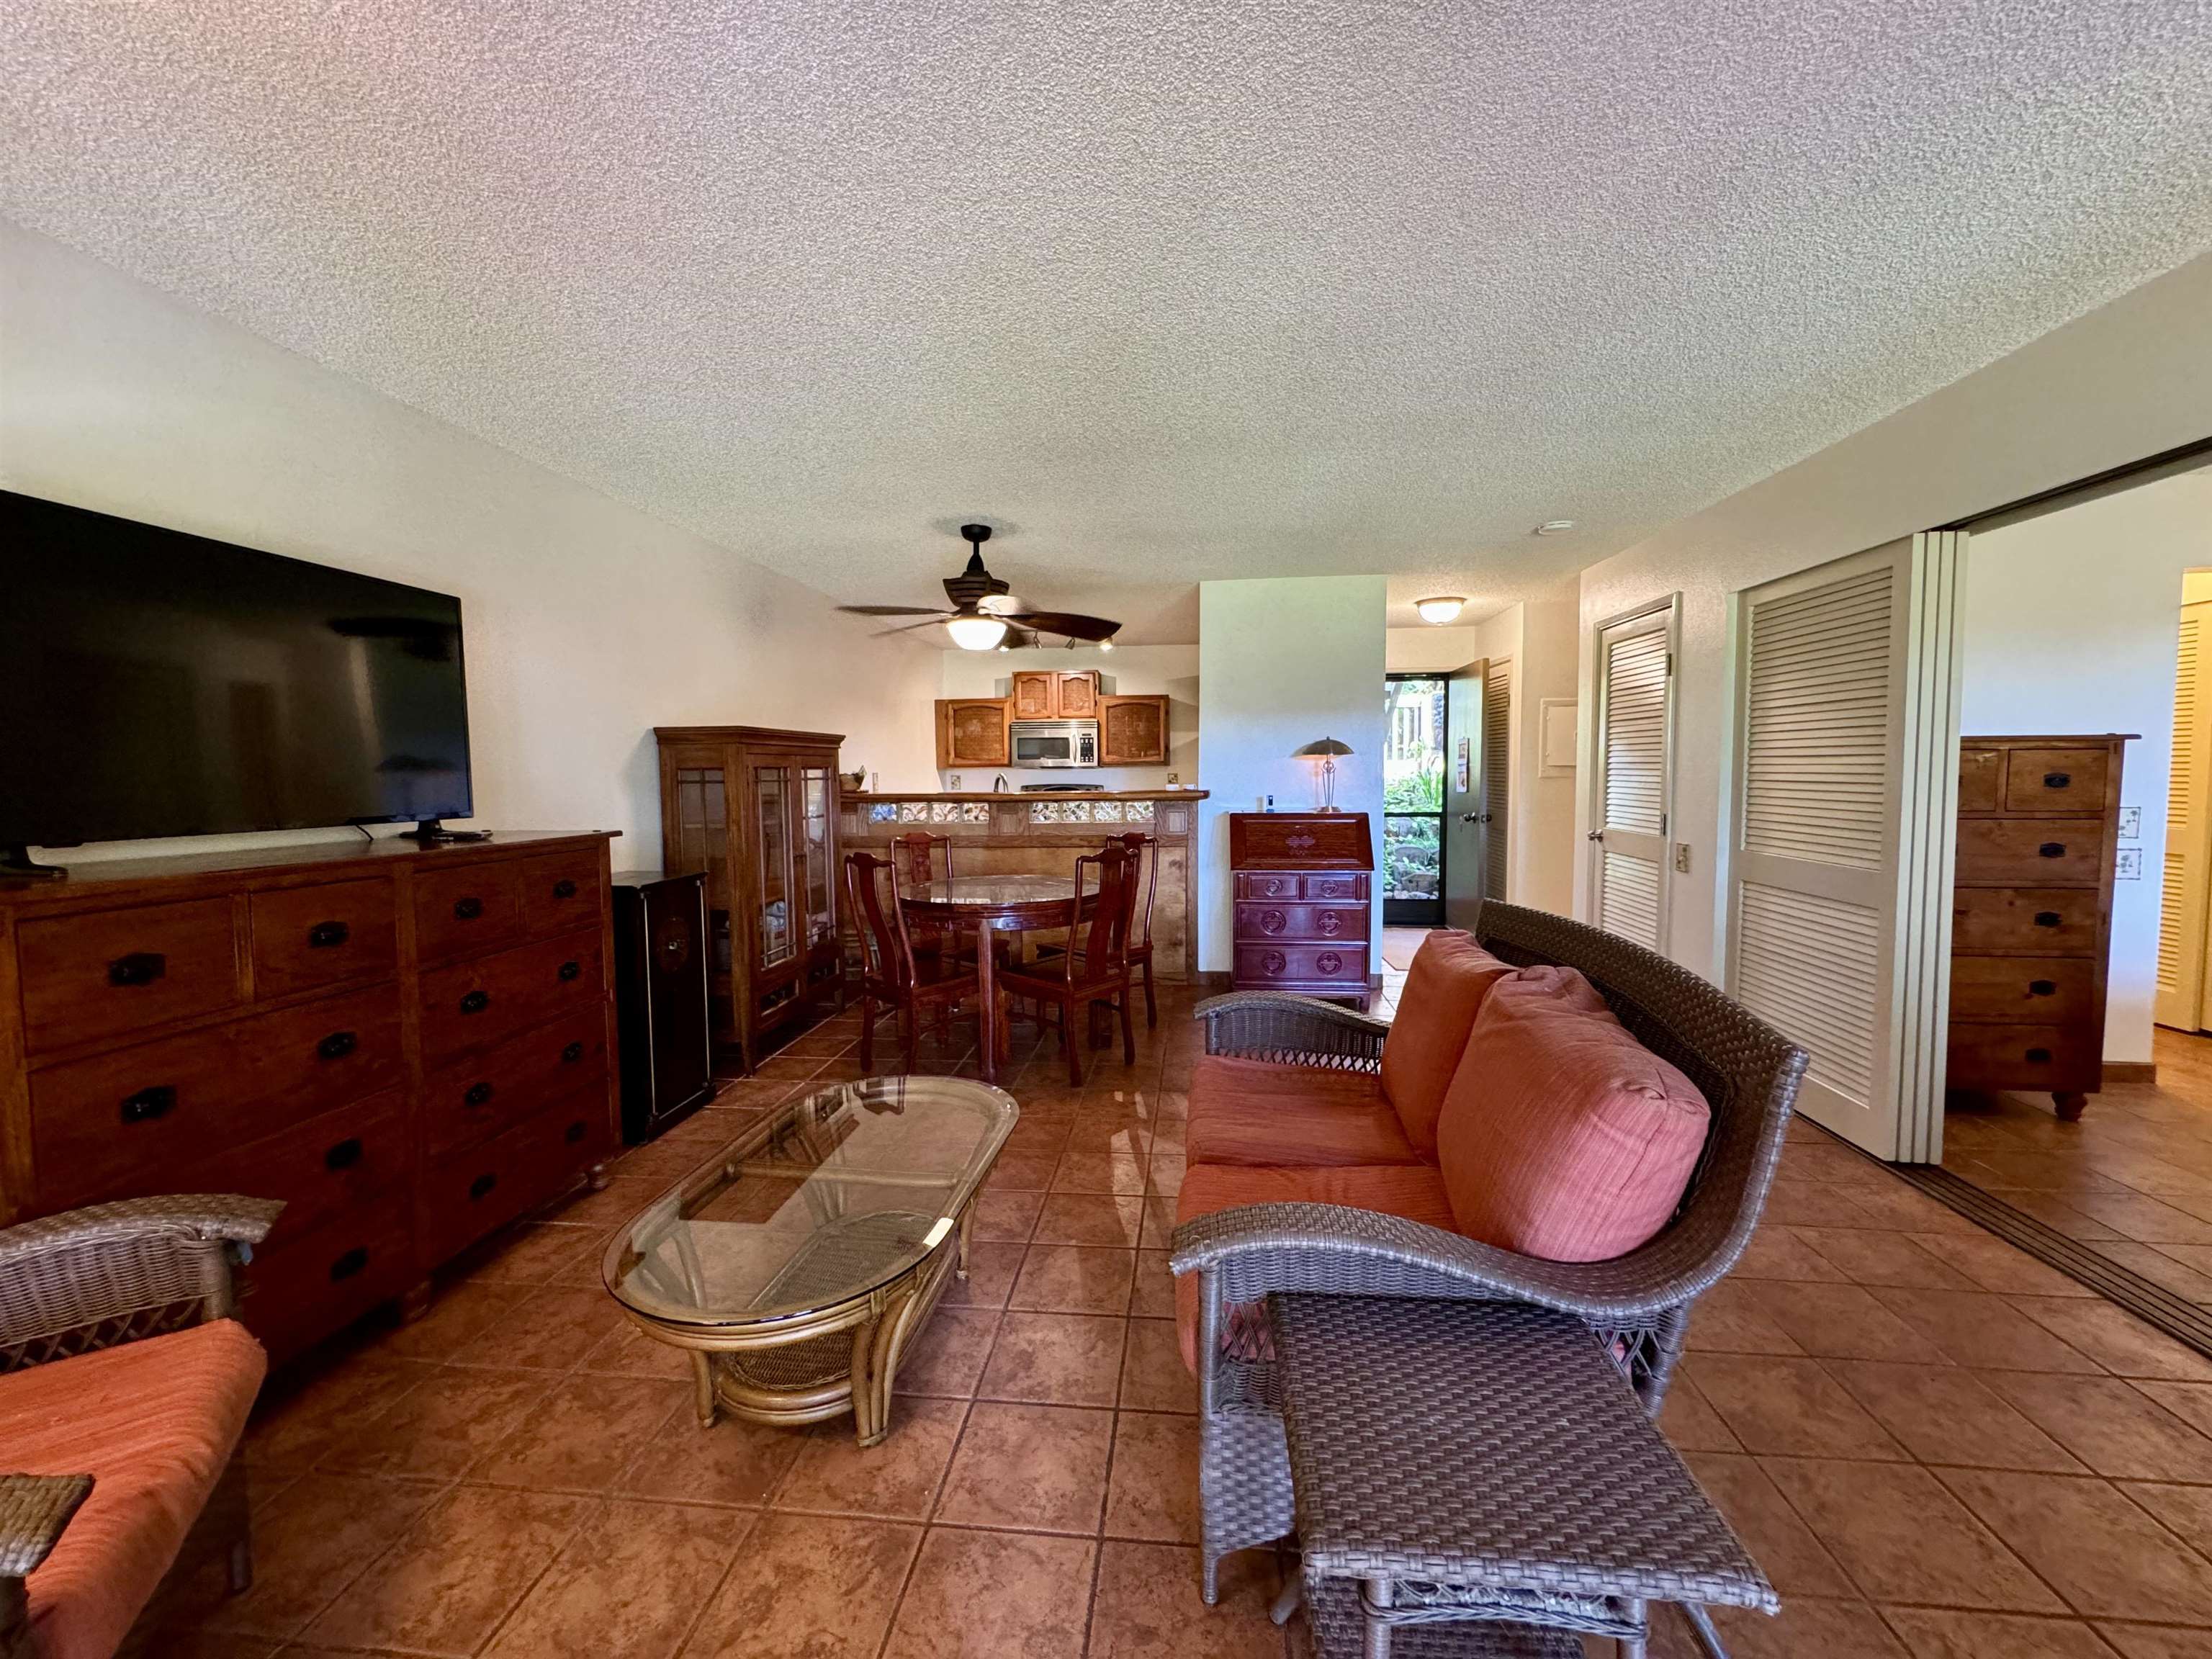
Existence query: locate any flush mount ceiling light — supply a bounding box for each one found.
[1533,519,1577,536]
[1414,595,1467,625]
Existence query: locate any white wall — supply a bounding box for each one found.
[936,644,1198,791]
[1197,576,1387,973]
[1575,250,2212,985]
[1961,467,2212,1063]
[0,222,942,865]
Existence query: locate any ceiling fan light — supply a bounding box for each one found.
[1414,595,1467,626]
[1098,636,1115,652]
[945,614,1010,652]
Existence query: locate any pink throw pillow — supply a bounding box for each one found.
[1378,932,1516,1155]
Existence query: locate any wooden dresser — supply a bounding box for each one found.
[0,833,620,1358]
[1951,734,2131,1121]
[1228,813,1375,1007]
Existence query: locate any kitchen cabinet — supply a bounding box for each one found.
[935,699,1012,768]
[1010,670,1100,719]
[1099,695,1170,765]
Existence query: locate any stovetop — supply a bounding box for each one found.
[1019,783,1106,793]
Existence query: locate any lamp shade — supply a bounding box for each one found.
[1292,737,1354,757]
[944,614,1010,651]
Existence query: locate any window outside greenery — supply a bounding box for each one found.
[1383,677,1444,902]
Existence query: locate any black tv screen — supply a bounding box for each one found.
[1,491,472,848]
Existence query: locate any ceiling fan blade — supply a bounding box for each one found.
[1001,610,1122,642]
[837,604,950,617]
[871,617,956,637]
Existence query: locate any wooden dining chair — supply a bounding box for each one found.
[1028,831,1160,1029]
[997,844,1139,1086]
[844,851,997,1074]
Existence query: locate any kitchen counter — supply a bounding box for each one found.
[848,789,1208,803]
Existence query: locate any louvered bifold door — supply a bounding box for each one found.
[1590,608,1673,950]
[1727,534,1965,1162]
[2157,601,2212,1031]
[1482,657,1513,904]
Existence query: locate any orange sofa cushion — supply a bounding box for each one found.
[1172,1161,1457,1370]
[1183,1055,1420,1168]
[5,1319,266,1659]
[1437,964,1709,1263]
[1378,930,1516,1154]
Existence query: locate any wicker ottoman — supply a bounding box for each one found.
[1269,1295,1776,1659]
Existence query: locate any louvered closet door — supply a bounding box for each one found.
[1482,657,1513,904]
[2157,601,2212,1031]
[1590,609,1673,950]
[1727,534,1965,1161]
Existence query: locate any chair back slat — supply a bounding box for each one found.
[843,851,918,989]
[1076,844,1137,980]
[889,832,953,887]
[1107,832,1158,951]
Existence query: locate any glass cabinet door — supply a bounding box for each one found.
[755,765,793,968]
[673,767,733,974]
[801,766,833,947]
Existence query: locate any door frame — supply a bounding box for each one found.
[1383,670,1450,926]
[1583,596,1681,948]
[2159,594,2212,1032]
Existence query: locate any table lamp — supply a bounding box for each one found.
[1293,737,1354,813]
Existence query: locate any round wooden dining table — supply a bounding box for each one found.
[898,873,1078,1084]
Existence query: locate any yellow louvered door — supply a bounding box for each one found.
[1481,657,1513,904]
[1589,608,1674,949]
[1728,534,1966,1162]
[2158,601,2212,1032]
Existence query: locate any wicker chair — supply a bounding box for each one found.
[0,1195,283,1657]
[1168,902,1808,1603]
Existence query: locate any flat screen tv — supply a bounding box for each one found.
[2,491,473,866]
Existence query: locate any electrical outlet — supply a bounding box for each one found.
[2119,806,2142,840]
[2117,848,2144,881]
[1673,843,1691,874]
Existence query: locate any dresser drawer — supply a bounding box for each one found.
[1949,957,2098,1025]
[17,897,242,1055]
[423,1086,608,1262]
[516,848,605,939]
[30,984,405,1210]
[422,1006,610,1159]
[2002,747,2113,817]
[1955,819,2105,887]
[1958,747,2004,814]
[250,878,399,999]
[1233,902,1367,945]
[1947,1023,2100,1093]
[1234,872,1302,901]
[418,930,605,1067]
[1233,943,1370,989]
[413,862,524,963]
[238,1194,416,1359]
[1300,873,1369,902]
[1951,888,2103,956]
[190,1091,411,1249]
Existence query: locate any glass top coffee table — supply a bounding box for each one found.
[603,1074,1017,1446]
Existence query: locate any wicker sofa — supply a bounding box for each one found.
[1168,902,1808,1602]
[0,1195,281,1659]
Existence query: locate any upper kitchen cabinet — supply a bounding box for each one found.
[1054,671,1100,718]
[935,698,1012,768]
[1099,695,1170,765]
[1010,670,1100,719]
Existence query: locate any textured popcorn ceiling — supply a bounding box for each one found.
[5,3,2211,642]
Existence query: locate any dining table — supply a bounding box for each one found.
[896,873,1081,1084]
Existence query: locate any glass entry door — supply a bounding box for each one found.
[1383,674,1447,925]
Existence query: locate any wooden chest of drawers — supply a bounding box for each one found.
[1228,813,1375,1007]
[1949,735,2130,1121]
[0,832,620,1359]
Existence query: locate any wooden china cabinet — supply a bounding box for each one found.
[655,727,843,1071]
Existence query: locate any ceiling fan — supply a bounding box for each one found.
[835,523,1122,652]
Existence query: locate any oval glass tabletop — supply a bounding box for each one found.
[604,1075,1019,1328]
[903,873,1076,907]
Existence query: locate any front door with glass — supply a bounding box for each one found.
[1384,675,1447,926]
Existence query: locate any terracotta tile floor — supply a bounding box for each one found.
[170,986,2212,1658]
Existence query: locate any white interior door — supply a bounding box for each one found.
[1588,606,1675,949]
[2158,599,2212,1030]
[1727,534,1965,1162]
[1482,657,1513,904]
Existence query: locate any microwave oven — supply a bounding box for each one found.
[1010,719,1099,768]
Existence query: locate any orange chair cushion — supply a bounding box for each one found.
[1183,1055,1420,1168]
[1377,931,1516,1155]
[1172,1161,1457,1370]
[1437,964,1710,1263]
[6,1319,266,1659]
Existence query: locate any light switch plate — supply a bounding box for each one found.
[2117,848,2144,881]
[1673,843,1691,874]
[2119,806,2142,840]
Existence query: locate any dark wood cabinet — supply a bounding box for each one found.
[1228,813,1375,1007]
[935,698,1012,768]
[1099,695,1169,765]
[1949,734,2131,1120]
[0,832,620,1359]
[655,726,843,1070]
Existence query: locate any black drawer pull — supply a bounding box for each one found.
[2029,979,2058,997]
[330,1246,369,1282]
[557,960,582,982]
[120,1085,177,1124]
[459,989,490,1015]
[2026,1047,2053,1064]
[2038,842,2065,858]
[107,951,167,988]
[464,1081,494,1107]
[565,1120,587,1144]
[2043,772,2071,789]
[317,1030,358,1061]
[2033,911,2062,927]
[552,878,578,900]
[324,1137,364,1172]
[307,920,351,949]
[469,1172,498,1200]
[560,1041,585,1064]
[453,896,484,920]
